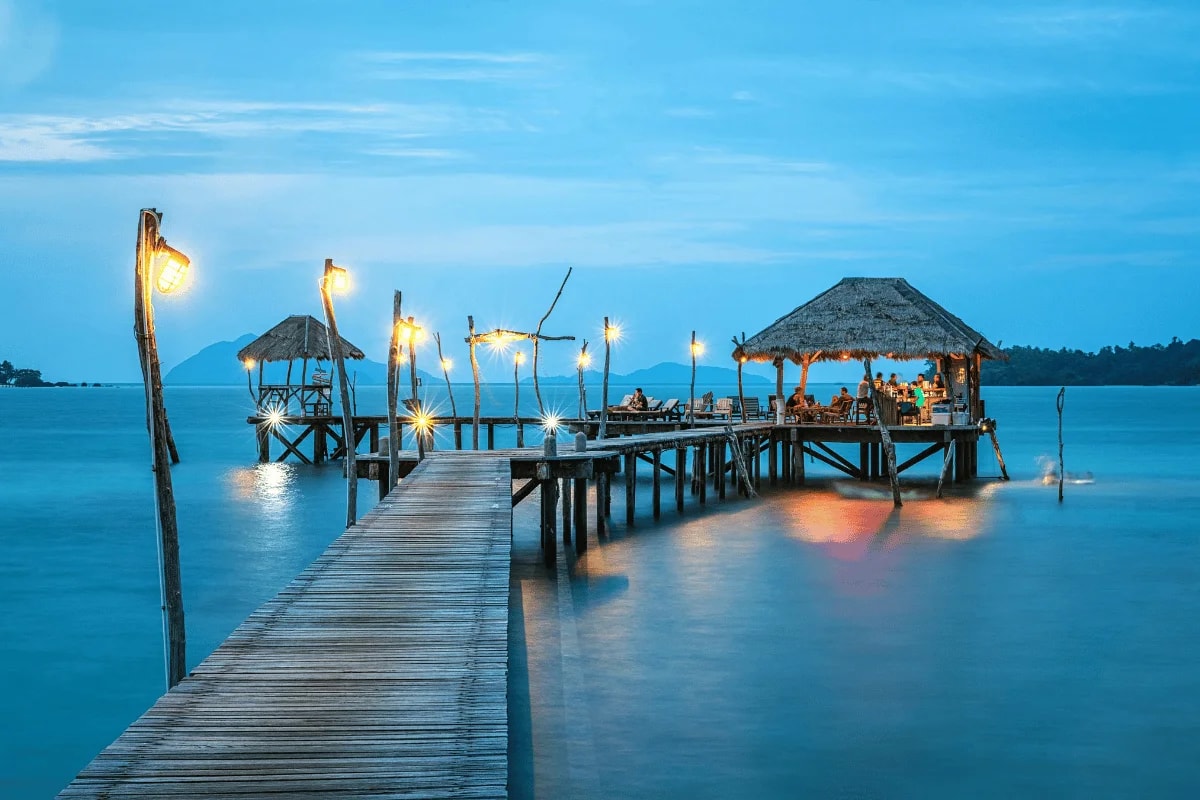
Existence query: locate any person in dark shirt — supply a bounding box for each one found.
[629,387,649,411]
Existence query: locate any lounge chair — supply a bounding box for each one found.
[741,397,762,420]
[821,396,854,423]
[660,398,681,420]
[853,397,874,424]
[712,397,734,419]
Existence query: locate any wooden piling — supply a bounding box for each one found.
[675,447,686,511]
[561,477,572,545]
[624,452,637,525]
[540,479,557,567]
[573,478,588,554]
[652,449,662,519]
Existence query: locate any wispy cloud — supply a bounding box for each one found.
[996,7,1172,40]
[359,50,548,82]
[0,100,513,163]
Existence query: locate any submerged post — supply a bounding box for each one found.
[133,208,188,689]
[320,258,357,527]
[1056,386,1065,503]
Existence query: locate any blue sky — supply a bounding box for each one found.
[2,0,1197,383]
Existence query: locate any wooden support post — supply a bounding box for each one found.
[652,449,662,519]
[561,477,572,545]
[468,315,481,449]
[936,441,955,498]
[698,445,707,505]
[870,443,879,480]
[717,439,727,501]
[859,442,869,482]
[782,438,791,484]
[540,479,557,567]
[675,447,686,512]
[752,437,761,490]
[454,421,463,450]
[487,423,495,450]
[864,357,902,507]
[256,424,269,462]
[574,478,588,554]
[387,290,401,490]
[795,435,806,486]
[314,423,326,464]
[516,421,525,449]
[596,473,608,537]
[624,452,637,526]
[769,433,778,486]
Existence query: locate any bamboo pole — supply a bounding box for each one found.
[1056,386,1065,503]
[434,332,457,418]
[774,358,784,423]
[133,208,186,689]
[320,258,357,527]
[468,315,481,449]
[387,291,401,487]
[734,333,747,423]
[600,317,612,439]
[532,267,572,416]
[865,357,902,507]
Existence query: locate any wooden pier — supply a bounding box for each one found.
[59,456,512,799]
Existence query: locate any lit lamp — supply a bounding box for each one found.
[599,317,618,439]
[243,358,255,401]
[134,208,192,690]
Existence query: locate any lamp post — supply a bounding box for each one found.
[514,350,525,446]
[599,319,618,439]
[318,258,357,527]
[133,207,191,690]
[435,332,457,419]
[398,317,426,460]
[688,332,703,428]
[576,342,590,419]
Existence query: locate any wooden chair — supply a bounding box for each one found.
[660,398,681,420]
[822,396,854,423]
[741,397,762,419]
[713,397,734,419]
[853,396,874,424]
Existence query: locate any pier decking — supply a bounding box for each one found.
[59,456,512,799]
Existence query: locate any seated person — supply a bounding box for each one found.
[785,386,807,415]
[873,371,884,390]
[856,374,871,400]
[914,373,931,390]
[887,373,900,390]
[628,387,649,411]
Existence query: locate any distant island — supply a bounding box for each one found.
[0,359,101,387]
[163,336,772,387]
[981,338,1200,386]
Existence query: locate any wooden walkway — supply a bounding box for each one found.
[59,456,512,799]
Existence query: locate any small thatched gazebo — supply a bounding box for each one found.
[733,277,1004,420]
[237,314,365,416]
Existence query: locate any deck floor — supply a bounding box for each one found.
[59,456,512,799]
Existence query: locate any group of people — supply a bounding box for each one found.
[783,371,948,420]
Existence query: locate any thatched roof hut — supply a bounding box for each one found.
[733,277,1004,364]
[236,314,365,364]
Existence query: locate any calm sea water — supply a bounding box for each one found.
[2,384,1198,797]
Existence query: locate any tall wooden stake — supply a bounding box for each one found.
[468,315,481,449]
[1056,386,1065,503]
[688,330,698,427]
[435,332,457,417]
[320,258,357,527]
[533,267,572,415]
[387,291,402,488]
[865,357,902,507]
[405,316,424,460]
[134,208,186,689]
[600,317,612,439]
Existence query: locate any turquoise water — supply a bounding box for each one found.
[2,385,1198,797]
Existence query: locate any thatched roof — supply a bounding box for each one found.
[236,315,365,363]
[733,277,1005,364]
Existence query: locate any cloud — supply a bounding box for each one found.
[0,0,57,89]
[358,50,547,82]
[996,7,1171,40]
[0,100,514,163]
[731,90,756,102]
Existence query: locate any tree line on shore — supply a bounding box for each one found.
[981,337,1200,386]
[0,360,100,387]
